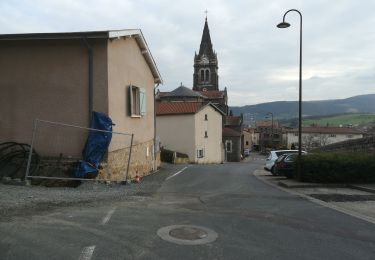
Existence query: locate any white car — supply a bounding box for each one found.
[264,150,305,173]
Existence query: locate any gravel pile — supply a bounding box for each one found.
[0,163,178,220]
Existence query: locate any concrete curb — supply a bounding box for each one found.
[278,180,347,189]
[349,184,375,194]
[277,179,375,194]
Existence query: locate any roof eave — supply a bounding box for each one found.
[0,29,163,84]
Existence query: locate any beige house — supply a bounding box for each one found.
[0,30,162,180]
[285,127,364,150]
[243,128,254,151]
[156,102,224,164]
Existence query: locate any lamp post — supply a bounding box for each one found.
[277,9,303,180]
[266,112,274,148]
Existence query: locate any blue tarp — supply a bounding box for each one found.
[73,112,113,178]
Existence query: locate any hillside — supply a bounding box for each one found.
[230,94,375,122]
[280,113,375,128]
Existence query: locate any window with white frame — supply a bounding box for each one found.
[128,85,146,117]
[225,140,232,153]
[197,149,204,158]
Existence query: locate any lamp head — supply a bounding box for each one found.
[277,22,290,28]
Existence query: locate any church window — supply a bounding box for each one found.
[205,69,210,82]
[205,114,208,120]
[200,69,205,83]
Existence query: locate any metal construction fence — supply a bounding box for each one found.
[25,119,134,183]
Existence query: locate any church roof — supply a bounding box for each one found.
[163,85,206,98]
[198,18,215,58]
[197,90,225,99]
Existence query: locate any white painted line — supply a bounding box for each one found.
[101,207,116,225]
[253,169,375,225]
[78,245,95,260]
[166,166,189,181]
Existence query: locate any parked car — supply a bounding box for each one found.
[264,150,304,174]
[274,153,298,177]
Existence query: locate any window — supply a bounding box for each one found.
[329,134,336,137]
[205,131,208,138]
[225,140,232,153]
[129,85,146,117]
[246,141,249,145]
[347,134,353,138]
[294,133,299,136]
[197,149,204,158]
[205,114,208,121]
[199,68,210,83]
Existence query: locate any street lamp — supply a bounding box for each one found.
[277,9,303,180]
[266,112,274,148]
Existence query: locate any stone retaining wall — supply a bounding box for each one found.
[98,139,160,181]
[312,135,375,154]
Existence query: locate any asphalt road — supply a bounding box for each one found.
[1,157,375,259]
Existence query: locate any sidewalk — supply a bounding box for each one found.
[254,169,375,224]
[278,178,375,194]
[0,163,180,220]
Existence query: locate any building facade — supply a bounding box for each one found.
[156,102,224,164]
[285,127,364,150]
[0,30,162,181]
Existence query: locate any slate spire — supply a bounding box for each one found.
[198,18,214,57]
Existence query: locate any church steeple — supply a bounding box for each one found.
[198,18,214,57]
[193,18,219,91]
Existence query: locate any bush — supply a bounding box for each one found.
[298,152,375,183]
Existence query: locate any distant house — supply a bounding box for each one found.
[156,102,224,164]
[0,30,162,180]
[285,127,364,150]
[243,127,254,151]
[256,120,283,150]
[223,115,243,162]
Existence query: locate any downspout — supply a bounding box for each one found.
[83,38,93,125]
[153,83,160,171]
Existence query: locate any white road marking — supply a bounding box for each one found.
[166,166,189,181]
[101,207,116,225]
[78,245,95,260]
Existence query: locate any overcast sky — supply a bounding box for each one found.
[1,0,374,106]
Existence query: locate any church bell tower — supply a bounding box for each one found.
[193,18,219,91]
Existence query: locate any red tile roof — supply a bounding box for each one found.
[156,102,204,115]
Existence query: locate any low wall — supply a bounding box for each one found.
[312,135,375,154]
[98,139,160,181]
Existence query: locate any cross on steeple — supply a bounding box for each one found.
[205,9,208,20]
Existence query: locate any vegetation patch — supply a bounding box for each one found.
[302,113,375,127]
[299,152,375,183]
